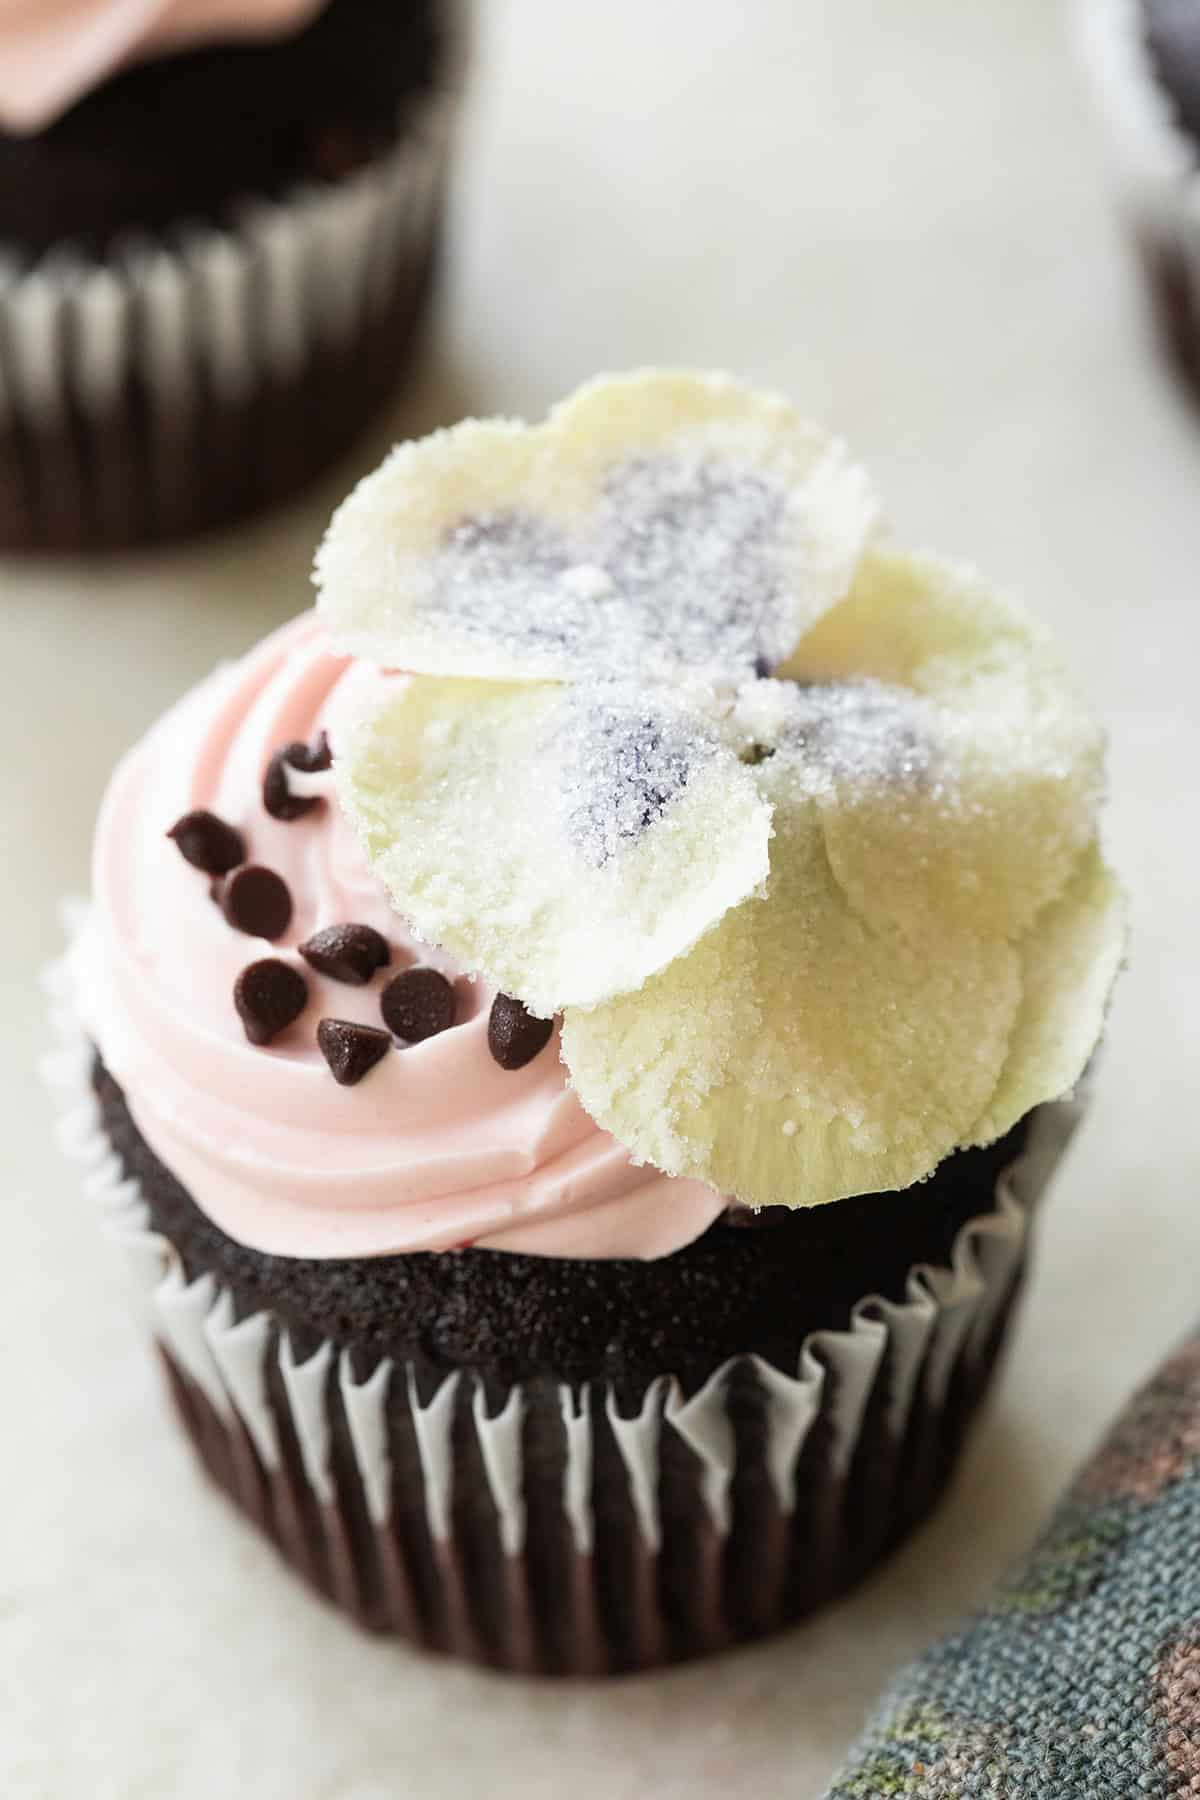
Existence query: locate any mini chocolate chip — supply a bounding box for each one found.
[291,731,332,773]
[234,959,308,1046]
[380,967,457,1043]
[263,732,333,822]
[317,1018,391,1086]
[168,809,245,875]
[300,923,390,985]
[487,993,554,1070]
[263,752,315,822]
[220,864,293,940]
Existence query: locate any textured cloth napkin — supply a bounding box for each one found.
[823,1328,1200,1797]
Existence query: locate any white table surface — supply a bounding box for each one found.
[4,2,1199,1794]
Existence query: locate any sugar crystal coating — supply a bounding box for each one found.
[435,510,575,664]
[316,369,878,683]
[560,679,704,867]
[421,454,801,684]
[561,789,1024,1209]
[970,840,1125,1145]
[319,370,1124,1210]
[595,454,790,672]
[338,672,771,1016]
[729,673,938,802]
[561,549,1123,1208]
[787,550,1106,941]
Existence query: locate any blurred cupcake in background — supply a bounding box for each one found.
[1079,0,1200,401]
[0,0,463,550]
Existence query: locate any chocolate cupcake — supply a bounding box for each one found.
[1079,0,1200,400]
[47,372,1125,1674]
[0,0,461,550]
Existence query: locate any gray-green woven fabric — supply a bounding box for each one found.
[824,1330,1200,1797]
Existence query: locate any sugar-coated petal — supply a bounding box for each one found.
[781,548,1106,941]
[317,420,584,681]
[550,371,879,673]
[315,369,878,683]
[561,785,1022,1211]
[971,839,1126,1145]
[337,673,773,1015]
[320,373,1121,1214]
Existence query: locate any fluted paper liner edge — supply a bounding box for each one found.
[41,905,1086,1666]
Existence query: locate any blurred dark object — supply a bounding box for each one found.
[0,0,462,552]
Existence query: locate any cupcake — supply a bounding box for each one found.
[1079,0,1200,400]
[47,372,1125,1674]
[0,0,461,550]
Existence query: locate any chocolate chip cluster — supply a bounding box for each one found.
[167,734,553,1087]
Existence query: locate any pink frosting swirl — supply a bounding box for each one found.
[0,0,327,134]
[74,615,725,1261]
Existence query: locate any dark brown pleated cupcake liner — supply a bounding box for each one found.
[44,937,1083,1676]
[1079,0,1200,401]
[150,1284,1024,1677]
[0,9,462,551]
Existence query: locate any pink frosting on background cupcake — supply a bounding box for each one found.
[0,0,328,133]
